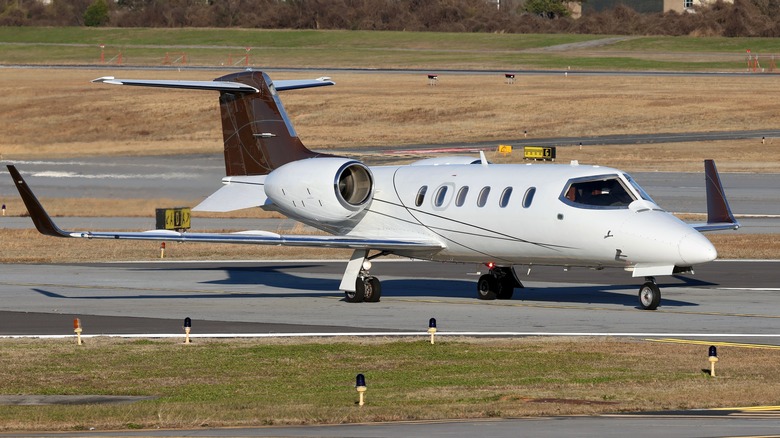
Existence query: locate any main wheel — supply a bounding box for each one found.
[345,279,366,303]
[363,277,382,302]
[638,281,661,310]
[477,274,498,300]
[496,278,514,300]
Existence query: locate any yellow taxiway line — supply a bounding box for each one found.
[646,338,780,350]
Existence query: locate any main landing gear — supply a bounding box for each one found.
[345,266,382,303]
[342,250,386,303]
[477,266,523,300]
[638,277,661,310]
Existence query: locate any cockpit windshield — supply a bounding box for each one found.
[561,174,636,209]
[623,173,656,204]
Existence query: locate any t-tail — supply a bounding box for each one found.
[92,71,336,176]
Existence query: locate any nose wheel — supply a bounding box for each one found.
[638,278,661,310]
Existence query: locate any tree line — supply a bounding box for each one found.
[1,0,779,37]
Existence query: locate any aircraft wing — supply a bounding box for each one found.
[690,159,740,232]
[91,76,334,93]
[7,165,442,252]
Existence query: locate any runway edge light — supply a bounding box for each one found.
[183,317,192,344]
[428,318,437,345]
[73,318,82,346]
[708,346,719,377]
[355,373,367,407]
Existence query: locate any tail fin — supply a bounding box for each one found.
[93,71,335,176]
[692,159,740,232]
[216,71,333,176]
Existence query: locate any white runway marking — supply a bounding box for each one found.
[5,332,780,339]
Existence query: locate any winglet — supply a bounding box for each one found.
[694,160,740,232]
[6,165,69,237]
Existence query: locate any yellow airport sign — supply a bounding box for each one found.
[155,207,191,231]
[524,146,556,161]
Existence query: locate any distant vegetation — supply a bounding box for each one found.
[1,0,779,37]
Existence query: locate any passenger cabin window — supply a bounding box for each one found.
[523,187,536,208]
[415,186,428,207]
[499,187,513,208]
[562,176,635,208]
[434,186,448,207]
[455,186,469,207]
[477,187,491,207]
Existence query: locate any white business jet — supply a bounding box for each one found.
[7,71,739,310]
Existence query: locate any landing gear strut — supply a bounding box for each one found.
[342,250,386,303]
[477,266,523,300]
[638,277,661,310]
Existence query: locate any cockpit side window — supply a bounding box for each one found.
[560,175,636,209]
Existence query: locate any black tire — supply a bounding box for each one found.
[496,278,514,300]
[364,277,382,303]
[477,274,498,300]
[638,281,661,310]
[345,279,366,303]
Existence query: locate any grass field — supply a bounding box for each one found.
[2,28,780,70]
[1,337,780,431]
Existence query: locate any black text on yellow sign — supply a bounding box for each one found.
[155,207,191,231]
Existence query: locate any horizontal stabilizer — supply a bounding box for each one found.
[194,176,268,212]
[92,76,334,93]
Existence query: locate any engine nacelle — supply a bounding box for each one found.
[264,157,374,223]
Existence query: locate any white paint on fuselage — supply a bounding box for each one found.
[344,162,715,271]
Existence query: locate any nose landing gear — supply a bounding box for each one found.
[638,277,661,310]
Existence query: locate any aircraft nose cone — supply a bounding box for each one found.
[678,233,717,265]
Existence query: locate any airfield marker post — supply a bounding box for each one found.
[708,346,718,377]
[183,317,192,344]
[428,318,437,344]
[73,318,82,346]
[356,374,367,406]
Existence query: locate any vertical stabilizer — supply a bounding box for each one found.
[689,159,740,232]
[704,159,737,225]
[216,71,332,176]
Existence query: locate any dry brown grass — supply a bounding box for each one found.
[0,229,352,263]
[0,228,773,263]
[2,69,780,165]
[488,140,780,173]
[0,197,283,219]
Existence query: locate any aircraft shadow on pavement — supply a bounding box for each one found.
[382,280,698,308]
[32,266,699,308]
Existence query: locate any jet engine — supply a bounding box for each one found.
[264,157,374,223]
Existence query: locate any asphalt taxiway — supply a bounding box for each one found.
[2,259,780,344]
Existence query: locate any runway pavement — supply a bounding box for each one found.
[2,259,780,344]
[6,416,780,438]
